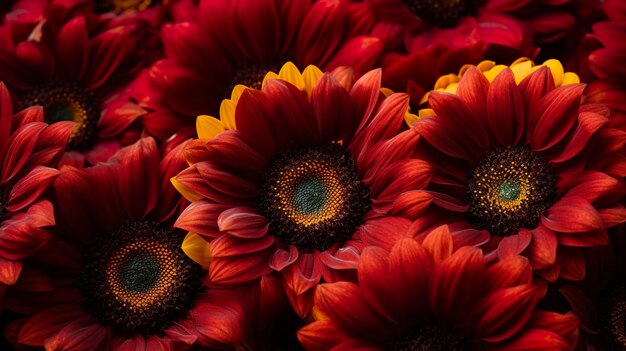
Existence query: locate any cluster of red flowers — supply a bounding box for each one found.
[0,0,625,350]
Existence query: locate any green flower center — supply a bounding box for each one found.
[466,145,558,236]
[259,145,370,251]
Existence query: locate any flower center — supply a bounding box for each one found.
[79,221,204,336]
[259,145,370,252]
[227,63,281,93]
[395,326,481,351]
[94,0,166,14]
[402,0,473,27]
[19,81,99,151]
[466,145,557,237]
[599,284,626,349]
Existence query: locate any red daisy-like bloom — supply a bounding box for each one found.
[406,64,626,282]
[361,0,576,107]
[2,138,273,350]
[298,227,580,350]
[130,0,385,143]
[0,82,69,297]
[92,0,198,28]
[0,0,157,166]
[172,64,431,317]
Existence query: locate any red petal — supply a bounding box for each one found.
[422,225,453,264]
[541,197,603,234]
[210,235,275,257]
[269,245,299,271]
[113,138,160,220]
[315,282,391,341]
[494,328,571,350]
[295,0,343,66]
[485,256,532,290]
[174,201,230,238]
[497,230,532,260]
[283,253,323,296]
[217,207,269,239]
[298,320,349,351]
[527,226,558,269]
[487,68,524,146]
[312,73,352,143]
[18,306,88,346]
[85,26,126,89]
[55,16,88,81]
[350,68,382,136]
[7,166,59,212]
[1,122,45,183]
[529,84,585,151]
[390,190,433,219]
[429,246,485,323]
[209,254,272,286]
[470,284,545,342]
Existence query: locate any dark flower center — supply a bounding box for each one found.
[227,63,281,94]
[402,0,474,27]
[466,145,558,237]
[600,284,626,350]
[19,81,99,151]
[80,221,204,336]
[395,326,481,351]
[259,145,370,252]
[94,0,166,14]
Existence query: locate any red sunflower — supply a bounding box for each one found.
[2,137,268,350]
[405,62,626,282]
[0,0,157,166]
[129,0,385,143]
[0,82,69,297]
[298,226,580,350]
[173,63,426,317]
[362,0,576,107]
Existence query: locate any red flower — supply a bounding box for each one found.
[0,82,68,297]
[0,0,157,166]
[2,138,260,350]
[298,227,580,350]
[362,0,576,107]
[405,64,626,282]
[129,0,385,143]
[173,65,424,317]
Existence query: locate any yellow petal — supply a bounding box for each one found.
[196,115,224,140]
[219,99,237,130]
[230,84,247,104]
[444,82,459,95]
[380,87,395,97]
[311,306,330,321]
[483,65,507,82]
[562,72,580,85]
[476,60,496,72]
[405,112,420,127]
[510,59,533,84]
[171,176,203,202]
[182,232,212,269]
[543,59,565,87]
[418,108,436,119]
[302,65,324,97]
[261,71,279,90]
[278,61,305,90]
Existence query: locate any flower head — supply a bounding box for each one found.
[0,82,68,297]
[405,59,626,282]
[174,62,424,317]
[3,138,261,349]
[299,226,580,350]
[130,0,385,143]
